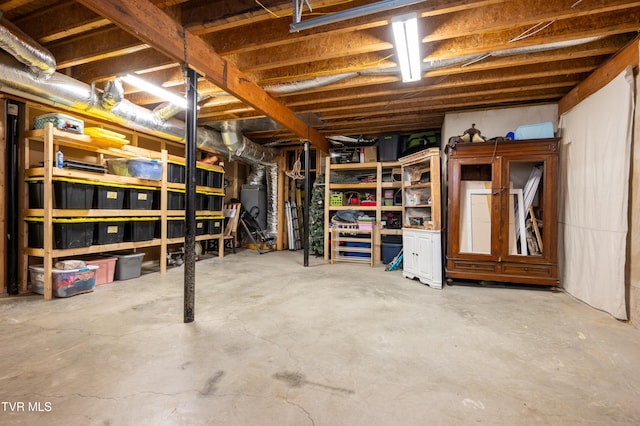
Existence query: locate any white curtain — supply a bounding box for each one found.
[558,67,635,320]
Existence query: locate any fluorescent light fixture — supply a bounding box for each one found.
[392,13,422,83]
[290,0,426,32]
[121,74,188,109]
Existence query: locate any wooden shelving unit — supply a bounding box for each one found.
[330,226,374,267]
[323,157,402,265]
[398,148,443,289]
[22,123,225,299]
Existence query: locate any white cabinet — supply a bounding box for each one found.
[402,228,442,289]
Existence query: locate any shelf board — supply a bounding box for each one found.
[25,209,160,218]
[381,182,401,189]
[163,210,224,216]
[404,182,431,189]
[167,182,185,190]
[328,205,377,211]
[333,237,372,245]
[380,228,403,235]
[166,234,222,245]
[197,210,223,216]
[403,225,435,230]
[26,167,163,187]
[27,129,158,159]
[329,162,378,170]
[332,255,372,263]
[405,204,432,208]
[26,239,163,257]
[329,183,377,190]
[380,205,403,211]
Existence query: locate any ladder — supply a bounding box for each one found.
[285,200,302,250]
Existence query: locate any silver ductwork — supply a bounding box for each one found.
[0,21,280,244]
[264,72,359,94]
[265,163,278,239]
[0,18,56,78]
[247,164,267,185]
[220,120,278,164]
[0,53,278,164]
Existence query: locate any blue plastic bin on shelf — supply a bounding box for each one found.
[514,122,554,140]
[127,158,163,180]
[342,241,371,258]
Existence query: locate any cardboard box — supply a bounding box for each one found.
[363,146,377,163]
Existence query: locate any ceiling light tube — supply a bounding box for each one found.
[121,74,188,109]
[392,13,422,83]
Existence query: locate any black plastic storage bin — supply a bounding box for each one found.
[93,184,125,209]
[124,217,158,242]
[206,193,224,211]
[93,218,126,244]
[28,178,95,209]
[125,186,156,209]
[167,189,185,210]
[378,134,400,162]
[381,235,403,264]
[210,170,223,189]
[207,216,224,235]
[196,167,208,186]
[26,217,94,249]
[196,191,208,210]
[167,161,185,184]
[166,217,185,238]
[203,169,214,188]
[195,217,206,235]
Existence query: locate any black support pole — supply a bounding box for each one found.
[184,68,198,323]
[303,140,310,266]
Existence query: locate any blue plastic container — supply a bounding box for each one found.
[127,158,163,180]
[514,122,554,140]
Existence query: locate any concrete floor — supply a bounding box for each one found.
[1,250,640,425]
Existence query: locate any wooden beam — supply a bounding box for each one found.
[76,0,330,153]
[559,37,639,115]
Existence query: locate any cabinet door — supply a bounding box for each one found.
[501,155,556,262]
[416,233,433,281]
[403,231,416,273]
[449,158,498,258]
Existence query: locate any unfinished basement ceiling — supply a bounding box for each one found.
[2,0,639,147]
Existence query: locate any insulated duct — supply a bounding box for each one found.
[0,36,280,243]
[247,164,267,185]
[265,163,278,239]
[220,120,278,164]
[264,72,359,94]
[0,53,277,164]
[0,18,56,78]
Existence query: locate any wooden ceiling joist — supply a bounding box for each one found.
[76,0,330,153]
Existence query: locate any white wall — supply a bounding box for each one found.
[629,73,640,327]
[442,104,559,143]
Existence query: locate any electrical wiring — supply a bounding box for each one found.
[255,0,358,20]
